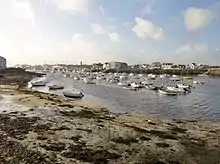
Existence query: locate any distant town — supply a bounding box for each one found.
[12,61,219,73]
[0,56,220,75]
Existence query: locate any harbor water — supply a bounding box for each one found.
[32,73,220,120]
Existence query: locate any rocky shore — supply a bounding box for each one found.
[0,69,219,164]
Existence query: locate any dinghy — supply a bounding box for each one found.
[48,84,64,90]
[63,90,84,99]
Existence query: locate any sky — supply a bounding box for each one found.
[1,0,220,66]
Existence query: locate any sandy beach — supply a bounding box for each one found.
[0,69,219,164]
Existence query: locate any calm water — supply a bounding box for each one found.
[33,73,220,120]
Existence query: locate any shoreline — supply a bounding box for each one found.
[0,86,219,163]
[0,69,219,163]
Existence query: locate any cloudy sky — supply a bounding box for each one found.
[1,0,220,66]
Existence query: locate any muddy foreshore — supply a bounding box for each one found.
[0,70,219,164]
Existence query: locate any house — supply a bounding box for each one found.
[150,62,162,69]
[141,64,150,69]
[103,62,128,70]
[178,64,186,70]
[187,63,197,70]
[130,64,142,69]
[162,63,173,69]
[0,56,6,70]
[92,63,103,70]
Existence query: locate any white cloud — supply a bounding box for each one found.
[91,23,120,42]
[91,23,106,35]
[99,5,105,16]
[184,7,215,31]
[54,0,92,15]
[11,0,35,25]
[109,32,120,42]
[132,17,164,41]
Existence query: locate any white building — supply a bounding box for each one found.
[150,62,162,69]
[103,62,128,70]
[0,56,6,70]
[162,63,173,69]
[187,63,197,70]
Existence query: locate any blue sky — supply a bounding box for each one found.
[1,0,220,65]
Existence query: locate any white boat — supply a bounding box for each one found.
[31,80,46,87]
[193,81,199,84]
[63,90,84,99]
[117,82,129,87]
[158,89,179,96]
[166,87,185,93]
[123,86,137,91]
[176,84,191,89]
[131,83,140,88]
[73,76,80,80]
[169,77,181,81]
[84,78,96,84]
[172,75,178,78]
[148,74,156,80]
[193,80,205,85]
[159,74,167,78]
[63,74,70,78]
[48,84,64,90]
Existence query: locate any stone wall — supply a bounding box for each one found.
[0,56,6,70]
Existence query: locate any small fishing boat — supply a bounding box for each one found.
[117,82,129,87]
[145,84,162,91]
[63,90,84,99]
[176,84,191,89]
[123,86,138,91]
[63,74,70,78]
[130,83,140,88]
[166,87,185,93]
[31,80,46,87]
[73,76,80,80]
[193,80,206,85]
[84,78,96,84]
[158,89,179,96]
[148,74,157,80]
[48,84,64,90]
[169,77,181,81]
[193,81,199,84]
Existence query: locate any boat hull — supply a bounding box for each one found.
[48,86,64,90]
[31,81,46,87]
[63,91,84,99]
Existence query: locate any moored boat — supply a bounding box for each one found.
[84,78,96,84]
[48,84,64,90]
[176,84,191,89]
[158,89,179,96]
[63,90,84,99]
[31,80,46,87]
[166,87,185,93]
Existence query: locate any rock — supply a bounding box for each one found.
[40,142,66,152]
[155,142,170,148]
